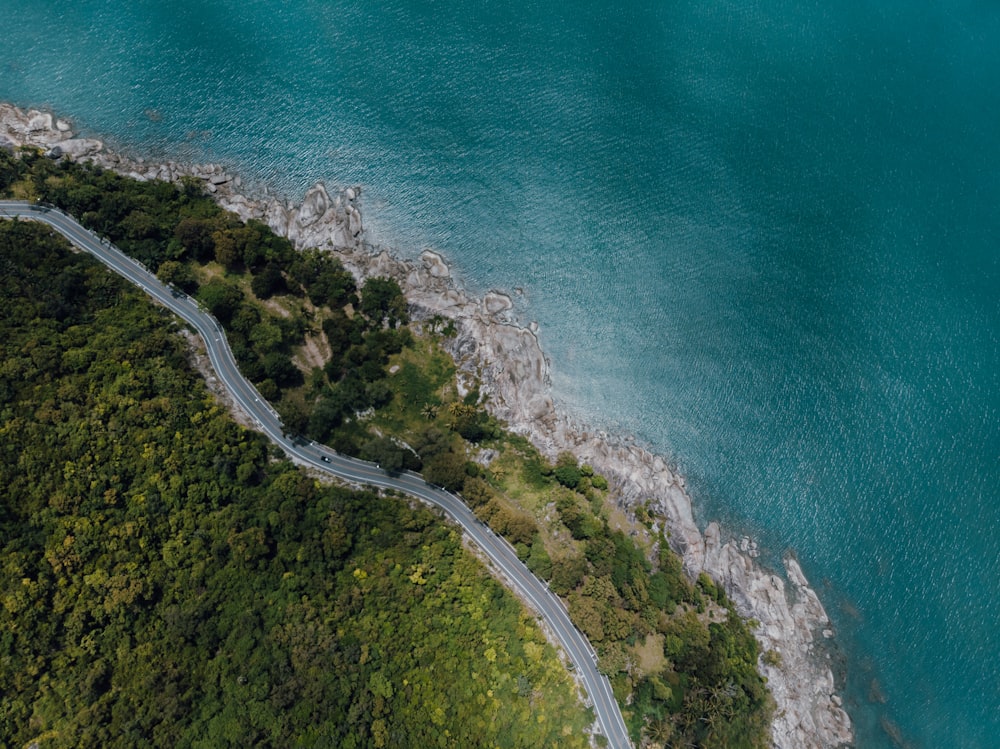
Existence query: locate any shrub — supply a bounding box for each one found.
[423,450,468,492]
[553,451,582,489]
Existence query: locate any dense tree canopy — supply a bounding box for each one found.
[0,220,593,749]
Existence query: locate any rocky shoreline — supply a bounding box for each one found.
[3,102,853,748]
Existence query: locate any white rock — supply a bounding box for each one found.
[296,183,329,227]
[27,111,54,132]
[421,250,451,279]
[52,138,103,158]
[483,291,513,316]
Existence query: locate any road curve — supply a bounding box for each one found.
[0,200,632,748]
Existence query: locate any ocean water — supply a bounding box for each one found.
[3,1,999,746]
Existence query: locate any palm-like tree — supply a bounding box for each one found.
[642,717,675,746]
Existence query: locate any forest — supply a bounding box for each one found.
[2,147,773,747]
[0,219,593,748]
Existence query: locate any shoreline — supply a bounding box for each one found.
[2,101,853,748]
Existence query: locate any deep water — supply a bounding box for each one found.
[4,1,999,745]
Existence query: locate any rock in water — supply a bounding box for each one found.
[421,250,451,278]
[296,183,329,227]
[54,138,104,158]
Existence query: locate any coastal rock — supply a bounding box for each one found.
[347,204,363,237]
[2,104,70,149]
[0,100,853,749]
[483,291,513,317]
[57,138,103,158]
[421,250,451,279]
[27,111,54,133]
[297,183,329,227]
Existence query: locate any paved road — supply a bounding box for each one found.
[1,200,632,748]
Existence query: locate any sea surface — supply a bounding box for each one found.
[4,1,999,745]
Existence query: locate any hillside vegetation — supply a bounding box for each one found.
[0,220,592,748]
[2,147,773,747]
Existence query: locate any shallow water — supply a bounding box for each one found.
[4,1,999,745]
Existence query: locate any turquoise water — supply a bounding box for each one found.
[4,1,999,745]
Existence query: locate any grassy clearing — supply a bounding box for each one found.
[631,633,669,677]
[364,331,457,438]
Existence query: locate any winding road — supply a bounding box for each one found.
[0,200,632,748]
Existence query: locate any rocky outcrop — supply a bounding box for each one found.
[703,527,852,747]
[0,101,853,749]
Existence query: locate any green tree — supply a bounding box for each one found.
[262,351,302,387]
[197,279,243,323]
[251,263,285,299]
[212,229,240,268]
[173,217,216,261]
[554,451,582,489]
[360,436,408,473]
[526,537,553,580]
[423,450,468,492]
[360,277,408,328]
[156,260,197,293]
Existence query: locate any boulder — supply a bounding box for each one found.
[27,111,54,133]
[421,250,451,278]
[56,138,103,158]
[483,291,513,316]
[347,204,362,237]
[296,183,329,227]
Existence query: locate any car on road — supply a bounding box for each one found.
[321,456,331,463]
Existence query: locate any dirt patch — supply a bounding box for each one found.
[260,297,291,319]
[294,330,331,372]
